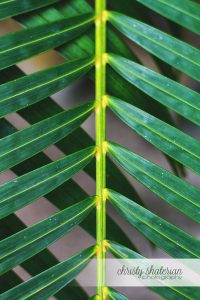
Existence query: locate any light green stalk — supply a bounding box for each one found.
[95,0,108,298]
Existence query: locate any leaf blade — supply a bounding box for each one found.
[108,54,200,126]
[108,96,200,175]
[0,13,94,69]
[0,0,59,20]
[0,197,95,274]
[0,101,94,173]
[0,57,93,119]
[108,142,200,223]
[108,241,199,299]
[108,288,130,300]
[136,0,200,35]
[108,11,200,81]
[0,146,95,219]
[1,246,95,300]
[107,189,200,258]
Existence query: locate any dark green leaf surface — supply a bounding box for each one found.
[137,0,200,35]
[108,11,200,81]
[108,190,200,258]
[0,101,94,173]
[108,54,200,126]
[108,288,130,300]
[0,117,134,250]
[0,0,59,20]
[108,241,199,299]
[1,246,95,300]
[108,97,200,175]
[16,0,175,128]
[0,147,95,219]
[108,143,200,223]
[0,13,94,69]
[0,57,93,119]
[0,197,95,274]
[0,218,87,300]
[0,65,143,207]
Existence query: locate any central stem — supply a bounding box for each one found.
[95,0,107,298]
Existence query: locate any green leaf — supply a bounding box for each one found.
[0,146,95,219]
[107,189,200,258]
[108,54,200,126]
[108,11,200,81]
[0,116,134,250]
[0,0,60,20]
[0,57,93,119]
[108,142,200,223]
[108,96,200,175]
[16,0,175,127]
[0,65,143,207]
[108,241,200,299]
[0,101,94,173]
[1,246,95,300]
[0,197,95,274]
[108,288,130,300]
[0,215,86,299]
[136,0,200,35]
[0,13,94,69]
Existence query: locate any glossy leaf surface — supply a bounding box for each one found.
[108,190,200,258]
[0,13,94,69]
[1,246,95,300]
[108,96,200,175]
[137,0,200,35]
[0,101,94,173]
[0,0,59,20]
[108,54,200,126]
[0,147,95,219]
[108,11,200,81]
[0,57,93,119]
[0,197,95,274]
[108,142,200,223]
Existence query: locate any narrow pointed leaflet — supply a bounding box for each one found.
[0,147,95,219]
[107,190,200,258]
[136,0,200,35]
[108,241,199,299]
[108,143,200,223]
[108,54,200,126]
[0,57,93,119]
[108,11,200,81]
[0,0,60,20]
[0,13,94,69]
[108,96,200,175]
[0,101,94,173]
[0,197,95,274]
[0,246,96,300]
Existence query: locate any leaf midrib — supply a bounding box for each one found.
[0,0,15,5]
